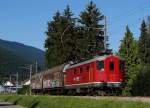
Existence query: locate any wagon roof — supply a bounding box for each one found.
[44,64,65,75]
[31,64,65,78]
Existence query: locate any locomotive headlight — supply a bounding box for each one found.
[101,68,104,71]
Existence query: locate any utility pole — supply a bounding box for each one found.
[104,16,107,51]
[21,64,32,95]
[29,65,32,95]
[9,75,11,93]
[35,60,38,74]
[16,72,18,94]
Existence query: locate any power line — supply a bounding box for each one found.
[107,2,150,48]
[109,1,150,26]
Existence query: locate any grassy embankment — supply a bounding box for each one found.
[0,95,150,108]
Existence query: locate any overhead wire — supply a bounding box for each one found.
[108,0,150,26]
[106,1,150,50]
[107,1,150,36]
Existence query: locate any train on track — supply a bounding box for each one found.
[31,54,125,95]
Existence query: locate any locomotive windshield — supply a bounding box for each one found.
[96,61,104,70]
[110,62,114,71]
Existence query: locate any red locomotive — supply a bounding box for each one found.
[31,54,125,95]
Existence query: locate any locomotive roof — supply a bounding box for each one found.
[66,54,123,69]
[67,55,108,69]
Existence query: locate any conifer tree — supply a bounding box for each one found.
[45,11,62,67]
[146,17,150,64]
[45,2,108,68]
[132,19,150,96]
[138,20,148,64]
[79,1,104,56]
[45,6,81,67]
[147,16,150,34]
[119,26,141,89]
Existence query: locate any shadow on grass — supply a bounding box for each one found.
[29,99,40,108]
[13,97,22,105]
[4,96,11,102]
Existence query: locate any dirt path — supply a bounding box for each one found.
[116,96,150,103]
[75,96,150,103]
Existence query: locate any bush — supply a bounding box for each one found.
[18,85,30,95]
[122,87,131,96]
[132,65,150,96]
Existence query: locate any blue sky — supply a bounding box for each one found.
[0,0,150,51]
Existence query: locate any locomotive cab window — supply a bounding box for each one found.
[79,67,82,73]
[110,62,114,71]
[86,65,89,72]
[67,69,70,76]
[74,68,76,75]
[120,60,125,71]
[97,61,104,71]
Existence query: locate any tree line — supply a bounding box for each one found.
[118,18,150,96]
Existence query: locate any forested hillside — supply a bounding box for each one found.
[0,39,45,66]
[0,39,45,82]
[0,46,30,82]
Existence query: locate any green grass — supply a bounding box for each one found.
[0,95,150,108]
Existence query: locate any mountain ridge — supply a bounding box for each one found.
[0,38,45,67]
[0,38,45,81]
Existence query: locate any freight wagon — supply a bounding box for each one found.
[31,64,65,94]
